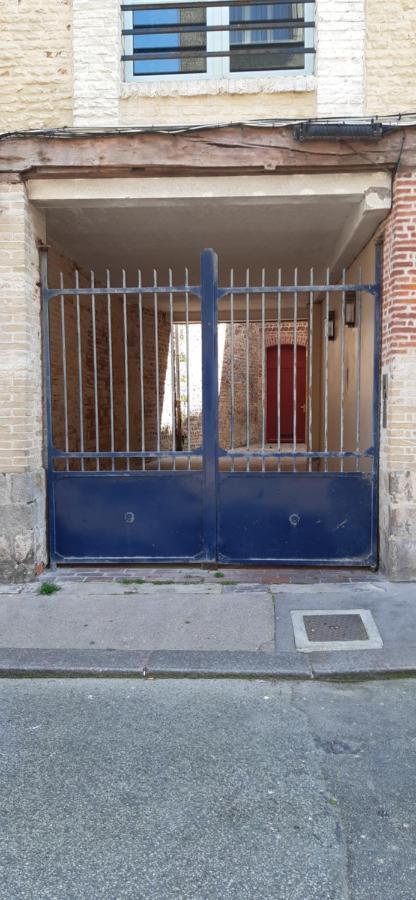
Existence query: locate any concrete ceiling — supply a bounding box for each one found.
[31,172,392,286]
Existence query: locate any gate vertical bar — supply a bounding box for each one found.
[201,249,219,560]
[59,274,69,472]
[75,271,85,472]
[308,269,314,472]
[371,242,383,566]
[40,246,57,566]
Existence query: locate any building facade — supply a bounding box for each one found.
[0,0,416,579]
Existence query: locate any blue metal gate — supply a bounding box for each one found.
[41,247,381,566]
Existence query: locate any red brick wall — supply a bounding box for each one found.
[218,321,309,448]
[379,169,416,578]
[382,172,416,363]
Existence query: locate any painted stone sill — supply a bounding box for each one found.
[121,74,316,99]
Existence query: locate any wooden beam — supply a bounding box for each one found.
[0,125,414,179]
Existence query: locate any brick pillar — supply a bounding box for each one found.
[0,180,47,581]
[379,171,416,580]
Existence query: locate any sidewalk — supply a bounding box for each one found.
[0,569,415,679]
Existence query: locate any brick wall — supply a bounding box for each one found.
[0,0,72,131]
[47,263,171,471]
[73,0,121,126]
[0,181,46,579]
[174,321,308,451]
[379,171,416,579]
[218,321,309,449]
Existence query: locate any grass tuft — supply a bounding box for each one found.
[119,577,146,585]
[151,580,175,586]
[38,581,61,596]
[213,572,225,578]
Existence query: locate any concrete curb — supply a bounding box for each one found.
[0,646,416,680]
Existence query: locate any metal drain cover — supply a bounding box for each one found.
[303,613,368,642]
[291,609,383,652]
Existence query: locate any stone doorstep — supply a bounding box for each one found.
[33,566,382,587]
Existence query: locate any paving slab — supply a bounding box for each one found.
[0,590,274,652]
[274,583,416,653]
[0,578,414,679]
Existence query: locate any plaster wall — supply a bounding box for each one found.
[322,240,376,473]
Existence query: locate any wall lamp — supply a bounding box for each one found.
[345,291,357,327]
[328,310,336,341]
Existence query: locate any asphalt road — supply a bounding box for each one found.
[0,678,415,900]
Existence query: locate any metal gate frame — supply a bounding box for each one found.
[41,247,381,567]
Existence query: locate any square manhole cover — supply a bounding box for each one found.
[291,609,383,652]
[303,614,368,642]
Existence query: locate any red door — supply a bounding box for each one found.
[266,345,306,443]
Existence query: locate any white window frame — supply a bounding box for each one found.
[123,1,314,83]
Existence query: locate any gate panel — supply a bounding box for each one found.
[216,259,380,565]
[42,247,380,567]
[52,473,204,562]
[218,472,373,564]
[42,250,209,563]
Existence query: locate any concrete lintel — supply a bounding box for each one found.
[28,172,392,207]
[329,183,392,276]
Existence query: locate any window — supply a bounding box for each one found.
[123,1,315,81]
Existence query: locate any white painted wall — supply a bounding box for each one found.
[316,0,365,117]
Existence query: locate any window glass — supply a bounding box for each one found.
[133,7,207,76]
[229,2,305,72]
